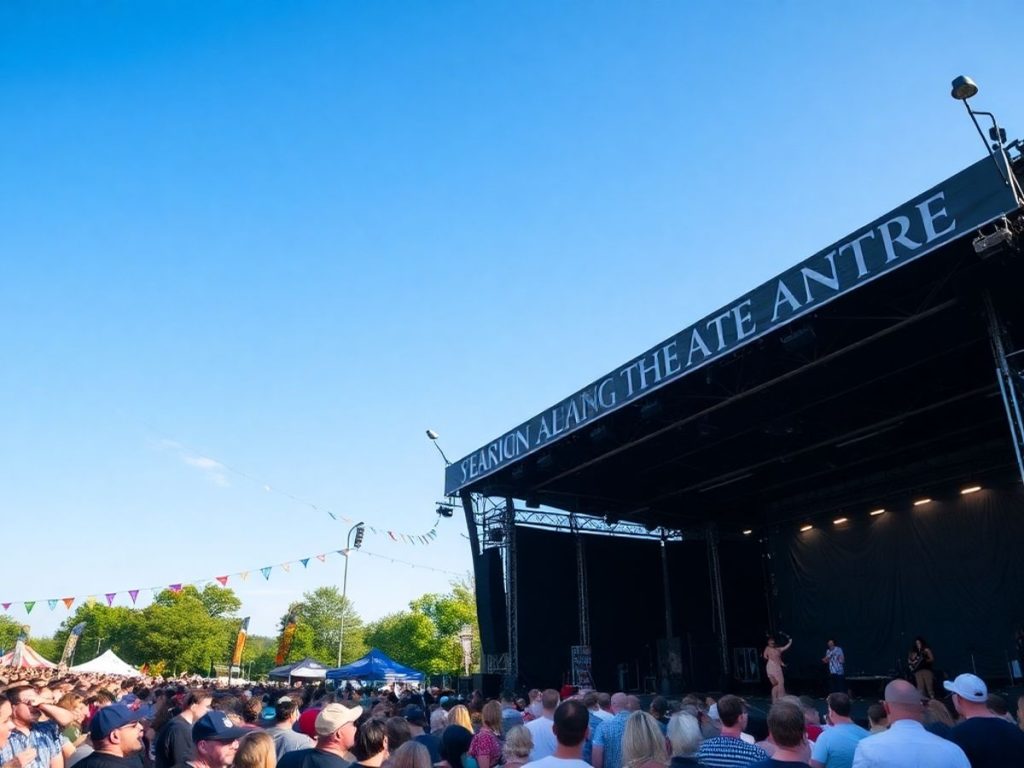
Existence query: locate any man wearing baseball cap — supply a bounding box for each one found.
[75,705,144,768]
[171,712,249,768]
[851,679,968,767]
[278,703,361,768]
[943,673,1024,766]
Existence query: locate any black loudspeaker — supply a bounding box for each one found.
[472,673,503,699]
[475,549,508,654]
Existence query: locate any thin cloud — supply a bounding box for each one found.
[183,455,230,486]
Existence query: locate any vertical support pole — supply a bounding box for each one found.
[984,292,1024,485]
[504,496,519,690]
[660,532,674,640]
[573,515,590,647]
[706,522,730,684]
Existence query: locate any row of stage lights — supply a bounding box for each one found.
[741,484,984,536]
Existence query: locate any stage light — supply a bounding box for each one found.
[961,485,982,495]
[870,508,885,516]
[800,524,813,532]
[833,517,848,525]
[436,504,454,518]
[742,529,753,536]
[913,498,932,506]
[949,74,1023,203]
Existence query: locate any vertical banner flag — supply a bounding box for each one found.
[274,613,298,665]
[59,622,87,669]
[10,627,29,668]
[230,617,250,667]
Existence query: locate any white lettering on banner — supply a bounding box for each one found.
[917,192,956,243]
[447,160,1016,494]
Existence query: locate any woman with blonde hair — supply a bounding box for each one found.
[388,741,432,768]
[236,731,276,768]
[501,726,533,768]
[467,702,502,768]
[622,711,669,768]
[448,705,473,733]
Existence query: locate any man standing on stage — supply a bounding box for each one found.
[822,639,845,694]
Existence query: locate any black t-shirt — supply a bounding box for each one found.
[278,748,351,768]
[154,716,193,768]
[414,734,442,764]
[947,717,1024,767]
[77,752,146,768]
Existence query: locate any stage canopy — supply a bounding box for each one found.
[327,648,425,682]
[71,649,140,676]
[448,150,1024,687]
[0,645,57,669]
[268,657,329,681]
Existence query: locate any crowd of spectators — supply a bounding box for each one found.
[2,666,1024,768]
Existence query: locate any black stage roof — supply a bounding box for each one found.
[447,154,1024,536]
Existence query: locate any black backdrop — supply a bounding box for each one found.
[770,487,1024,681]
[510,527,767,690]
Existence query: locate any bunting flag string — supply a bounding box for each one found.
[0,541,460,616]
[153,432,444,545]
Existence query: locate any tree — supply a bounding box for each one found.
[0,615,25,654]
[277,586,364,666]
[140,586,240,673]
[365,577,480,676]
[52,603,142,666]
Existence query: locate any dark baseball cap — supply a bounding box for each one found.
[192,712,250,742]
[90,704,141,740]
[403,705,426,725]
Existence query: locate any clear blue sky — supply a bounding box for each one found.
[2,2,1021,641]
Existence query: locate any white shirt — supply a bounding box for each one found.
[524,757,590,768]
[525,716,558,762]
[852,719,969,768]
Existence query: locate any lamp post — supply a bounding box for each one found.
[337,521,365,668]
[458,623,473,677]
[426,429,452,466]
[950,75,1024,204]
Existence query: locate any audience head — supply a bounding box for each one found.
[503,725,533,762]
[622,711,668,768]
[666,712,701,758]
[235,731,275,768]
[715,695,746,729]
[388,741,431,768]
[552,700,589,747]
[766,702,804,749]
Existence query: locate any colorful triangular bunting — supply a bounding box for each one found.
[128,590,139,605]
[62,597,75,610]
[260,566,272,580]
[216,576,229,586]
[105,593,117,606]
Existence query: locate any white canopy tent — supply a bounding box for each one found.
[71,649,141,676]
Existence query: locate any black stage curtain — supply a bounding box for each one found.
[514,527,767,690]
[770,487,1024,681]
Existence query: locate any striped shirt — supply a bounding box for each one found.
[695,735,768,767]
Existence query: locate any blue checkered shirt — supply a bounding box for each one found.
[0,721,65,768]
[592,712,630,768]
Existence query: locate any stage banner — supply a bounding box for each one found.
[274,614,297,665]
[446,154,1021,495]
[571,645,593,688]
[58,622,87,669]
[230,617,250,667]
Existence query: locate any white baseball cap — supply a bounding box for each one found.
[943,673,987,703]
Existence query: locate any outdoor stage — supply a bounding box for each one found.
[445,148,1024,695]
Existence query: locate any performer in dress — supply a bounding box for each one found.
[763,633,793,701]
[908,636,935,698]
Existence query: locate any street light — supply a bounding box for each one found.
[950,75,1024,204]
[337,521,365,667]
[458,623,473,676]
[426,429,452,466]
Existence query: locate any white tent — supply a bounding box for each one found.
[70,649,140,676]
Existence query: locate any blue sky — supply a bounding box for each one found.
[1,2,1021,641]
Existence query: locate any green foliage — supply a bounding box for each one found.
[276,586,365,667]
[49,585,243,674]
[365,576,479,676]
[0,615,26,653]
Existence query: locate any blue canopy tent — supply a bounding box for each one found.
[326,648,425,683]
